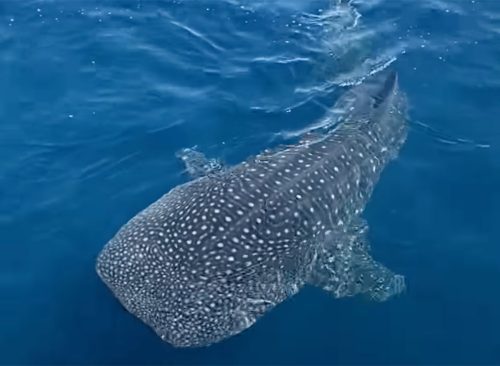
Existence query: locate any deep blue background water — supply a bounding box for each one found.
[1,0,500,364]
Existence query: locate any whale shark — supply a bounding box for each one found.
[96,70,408,348]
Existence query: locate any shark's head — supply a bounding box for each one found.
[95,190,271,348]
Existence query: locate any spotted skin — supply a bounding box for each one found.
[96,70,408,347]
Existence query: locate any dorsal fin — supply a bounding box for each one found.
[372,70,397,109]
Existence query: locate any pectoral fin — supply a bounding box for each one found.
[176,147,223,178]
[307,220,405,302]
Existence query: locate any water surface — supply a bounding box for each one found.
[1,0,499,364]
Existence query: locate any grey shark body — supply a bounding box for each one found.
[96,70,408,347]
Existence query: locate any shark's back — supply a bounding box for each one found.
[96,70,408,348]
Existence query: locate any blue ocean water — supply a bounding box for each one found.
[1,0,500,364]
